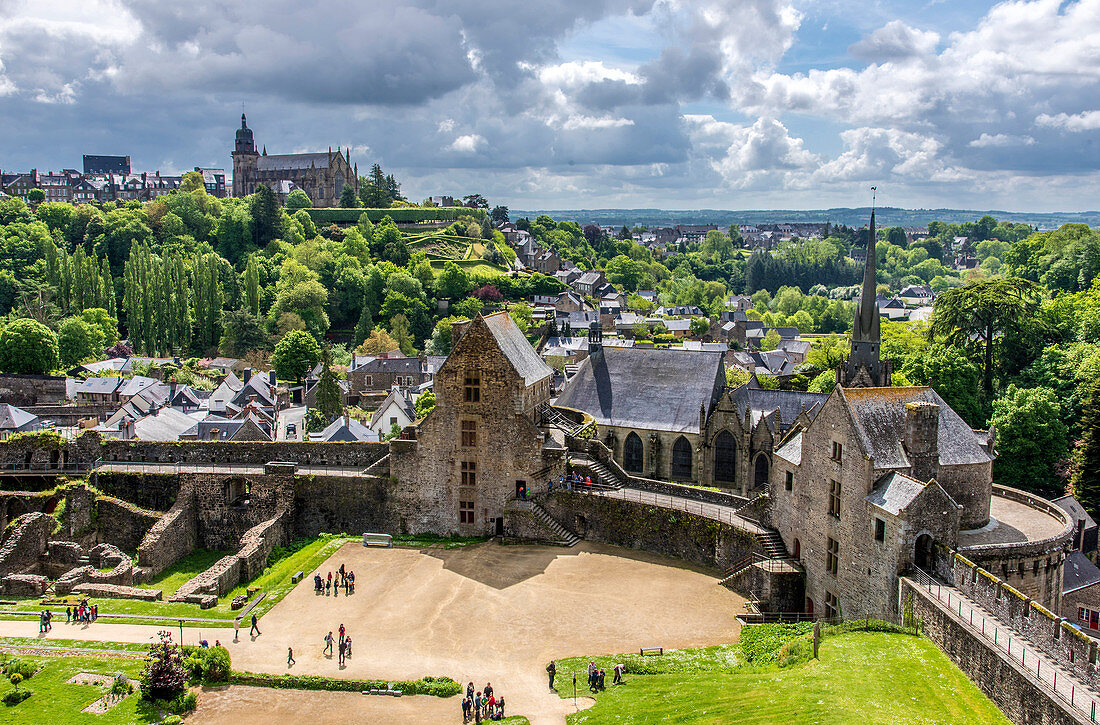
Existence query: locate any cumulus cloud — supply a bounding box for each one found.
[449,134,486,153]
[848,21,939,62]
[1036,110,1100,131]
[968,133,1035,148]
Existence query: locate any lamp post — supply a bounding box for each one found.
[178,620,184,646]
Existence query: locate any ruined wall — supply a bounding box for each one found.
[92,472,179,512]
[292,475,394,538]
[0,374,67,406]
[96,496,161,553]
[0,512,54,576]
[137,485,196,576]
[189,472,293,551]
[903,579,1090,725]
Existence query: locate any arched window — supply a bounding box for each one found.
[671,436,692,479]
[624,432,644,473]
[714,431,736,482]
[753,454,770,489]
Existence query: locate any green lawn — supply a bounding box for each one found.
[558,632,1010,725]
[0,636,149,653]
[146,548,231,597]
[0,536,356,627]
[0,654,158,724]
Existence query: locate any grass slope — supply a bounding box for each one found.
[560,632,1009,725]
[0,654,157,724]
[146,548,230,597]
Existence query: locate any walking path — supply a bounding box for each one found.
[590,486,770,536]
[908,572,1100,722]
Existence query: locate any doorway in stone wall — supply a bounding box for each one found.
[914,533,934,571]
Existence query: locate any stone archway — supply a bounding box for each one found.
[914,533,934,571]
[753,454,770,489]
[624,432,644,474]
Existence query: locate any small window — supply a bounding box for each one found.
[461,461,477,487]
[1080,607,1088,623]
[874,518,885,542]
[784,471,793,491]
[461,420,476,447]
[365,375,373,387]
[824,591,839,619]
[459,501,475,524]
[831,441,843,462]
[826,537,839,577]
[828,479,841,519]
[389,417,398,427]
[465,372,481,402]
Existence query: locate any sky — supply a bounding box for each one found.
[0,0,1098,212]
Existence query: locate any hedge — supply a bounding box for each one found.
[228,671,461,697]
[306,207,487,225]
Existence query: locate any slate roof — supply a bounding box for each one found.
[556,346,724,434]
[352,357,423,375]
[1053,495,1098,532]
[370,388,417,427]
[180,415,243,440]
[839,386,994,469]
[131,408,197,441]
[774,431,802,465]
[257,152,332,171]
[729,381,827,432]
[0,404,38,431]
[481,312,553,386]
[321,416,379,442]
[77,377,122,395]
[576,271,603,286]
[1065,550,1100,594]
[866,472,933,515]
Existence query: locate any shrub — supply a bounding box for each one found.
[160,691,197,714]
[306,207,486,225]
[228,672,461,697]
[739,622,814,665]
[140,632,186,701]
[162,717,182,725]
[2,688,30,705]
[181,645,231,683]
[2,659,35,680]
[110,677,134,697]
[8,673,21,687]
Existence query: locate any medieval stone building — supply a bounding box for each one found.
[231,114,356,207]
[389,312,564,535]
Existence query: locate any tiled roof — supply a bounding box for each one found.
[257,152,332,171]
[1064,550,1100,594]
[481,312,553,386]
[0,404,37,430]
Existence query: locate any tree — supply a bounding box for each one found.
[360,164,393,207]
[271,329,321,384]
[57,317,99,368]
[179,171,205,193]
[436,262,471,300]
[339,184,360,209]
[902,344,982,425]
[990,385,1068,495]
[0,319,58,374]
[389,314,417,356]
[80,308,119,347]
[244,255,261,316]
[462,194,489,209]
[219,308,270,356]
[315,345,344,421]
[929,278,1041,396]
[26,188,44,204]
[471,284,503,302]
[353,303,373,347]
[140,631,186,702]
[689,317,710,337]
[415,389,436,418]
[357,328,399,355]
[490,206,509,224]
[249,184,279,246]
[285,189,312,210]
[760,329,781,351]
[1073,379,1100,518]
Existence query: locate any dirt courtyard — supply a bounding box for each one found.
[195,540,745,725]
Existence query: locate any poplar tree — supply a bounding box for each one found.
[244,255,261,316]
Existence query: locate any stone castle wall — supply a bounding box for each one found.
[0,374,68,406]
[96,495,162,553]
[137,485,197,576]
[292,475,394,538]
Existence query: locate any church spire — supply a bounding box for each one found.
[840,187,891,388]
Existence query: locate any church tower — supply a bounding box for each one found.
[232,114,259,197]
[840,189,892,388]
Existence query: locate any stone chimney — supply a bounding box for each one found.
[269,370,277,387]
[587,321,603,356]
[905,401,940,483]
[242,368,252,383]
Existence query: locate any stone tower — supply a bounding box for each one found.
[840,197,892,387]
[231,114,259,198]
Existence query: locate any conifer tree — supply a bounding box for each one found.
[315,344,344,421]
[244,255,261,316]
[353,302,373,347]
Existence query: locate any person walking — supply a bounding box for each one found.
[287,647,295,666]
[234,619,240,641]
[338,637,346,666]
[547,660,556,690]
[66,606,71,623]
[250,613,260,637]
[324,631,334,656]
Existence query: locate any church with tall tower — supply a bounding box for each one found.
[840,189,891,387]
[231,114,357,207]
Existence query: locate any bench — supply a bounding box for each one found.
[291,571,303,584]
[639,646,663,656]
[363,533,393,548]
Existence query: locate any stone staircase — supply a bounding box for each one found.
[756,528,789,559]
[567,455,624,491]
[529,501,580,547]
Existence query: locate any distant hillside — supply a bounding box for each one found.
[510,207,1100,230]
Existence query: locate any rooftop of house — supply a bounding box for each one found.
[730,380,827,433]
[839,386,994,469]
[1053,495,1098,532]
[321,415,379,442]
[865,472,937,516]
[1064,550,1100,595]
[556,346,724,434]
[0,404,38,430]
[481,311,554,386]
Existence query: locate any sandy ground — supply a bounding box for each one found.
[1,541,744,724]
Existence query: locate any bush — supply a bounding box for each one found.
[181,645,231,683]
[159,691,197,714]
[162,717,182,725]
[306,207,486,225]
[140,632,186,701]
[8,673,21,687]
[739,623,814,665]
[2,688,30,705]
[228,672,461,697]
[2,659,35,680]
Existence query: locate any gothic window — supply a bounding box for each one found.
[671,436,692,479]
[465,372,480,403]
[461,461,476,487]
[714,431,736,482]
[461,420,476,447]
[624,432,644,473]
[753,455,769,488]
